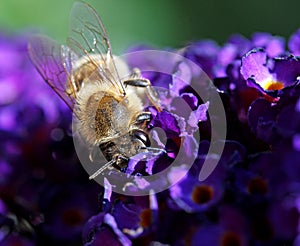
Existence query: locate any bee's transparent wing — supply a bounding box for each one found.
[28,35,79,110]
[67,1,125,96]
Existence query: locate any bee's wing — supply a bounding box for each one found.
[67,1,126,96]
[28,35,78,110]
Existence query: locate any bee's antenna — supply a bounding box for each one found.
[89,159,115,180]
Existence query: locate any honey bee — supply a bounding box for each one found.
[28,1,163,179]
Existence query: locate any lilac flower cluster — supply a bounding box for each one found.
[1,28,300,245]
[0,34,100,245]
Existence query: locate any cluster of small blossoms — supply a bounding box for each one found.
[0,29,300,245]
[0,34,100,245]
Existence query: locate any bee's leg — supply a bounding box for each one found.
[134,112,151,124]
[140,146,167,154]
[89,159,115,180]
[123,78,162,112]
[89,154,129,180]
[115,155,129,171]
[123,78,150,88]
[132,112,152,132]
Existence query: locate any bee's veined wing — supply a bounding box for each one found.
[67,1,126,96]
[28,35,79,111]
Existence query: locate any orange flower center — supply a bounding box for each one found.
[191,185,214,204]
[262,80,284,91]
[247,176,268,195]
[139,209,152,228]
[221,231,242,246]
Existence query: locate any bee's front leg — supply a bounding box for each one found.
[134,112,152,125]
[123,74,162,112]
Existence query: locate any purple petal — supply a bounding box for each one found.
[83,213,132,246]
[252,32,273,46]
[276,104,300,138]
[150,109,181,137]
[83,213,123,246]
[217,43,238,66]
[240,48,272,83]
[252,32,285,57]
[103,178,112,202]
[227,34,252,57]
[213,140,246,168]
[172,61,192,88]
[149,190,158,210]
[182,135,199,161]
[271,55,300,87]
[184,40,219,77]
[268,199,299,239]
[181,93,198,110]
[0,107,17,131]
[293,134,300,151]
[265,37,285,58]
[169,153,225,212]
[111,202,142,237]
[170,76,188,96]
[150,129,166,149]
[288,28,300,56]
[0,77,20,105]
[0,38,23,75]
[125,45,178,76]
[248,98,277,143]
[226,59,245,88]
[188,101,209,128]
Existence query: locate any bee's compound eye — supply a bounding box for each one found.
[133,130,151,147]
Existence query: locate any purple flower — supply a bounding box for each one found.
[241,48,300,96]
[83,194,159,245]
[82,28,300,245]
[227,34,252,57]
[252,32,285,57]
[184,40,220,78]
[0,33,101,245]
[38,184,99,242]
[248,82,300,145]
[213,33,284,79]
[247,98,278,144]
[83,212,129,246]
[3,22,300,245]
[168,140,233,213]
[213,34,251,79]
[191,206,248,246]
[268,197,299,241]
[214,43,239,77]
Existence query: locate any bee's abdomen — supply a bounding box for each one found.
[96,93,129,138]
[80,91,132,144]
[76,81,144,146]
